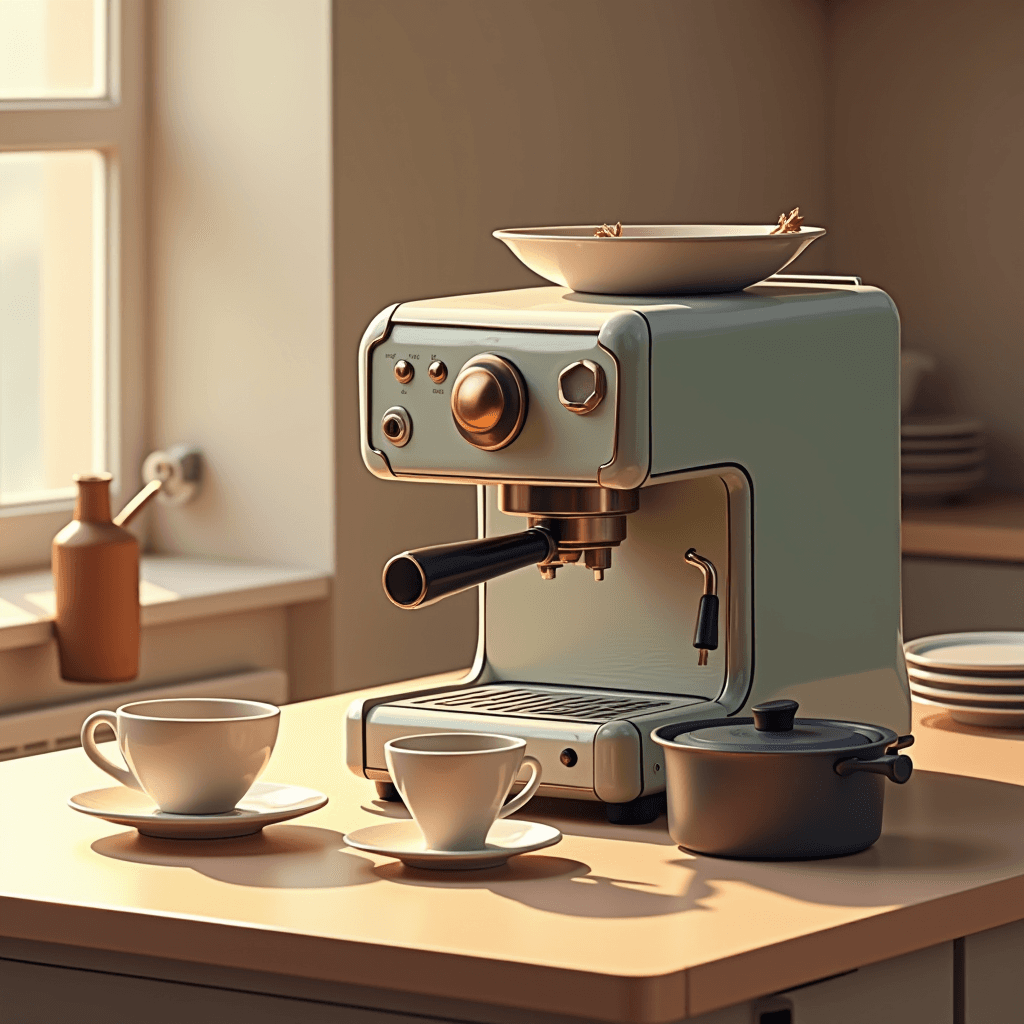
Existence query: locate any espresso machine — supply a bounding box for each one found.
[346,280,911,823]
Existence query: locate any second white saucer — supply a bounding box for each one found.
[344,818,562,870]
[68,782,328,839]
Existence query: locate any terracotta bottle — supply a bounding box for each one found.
[52,473,160,683]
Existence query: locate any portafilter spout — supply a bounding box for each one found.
[383,529,557,609]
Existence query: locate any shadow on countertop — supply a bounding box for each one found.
[92,825,376,889]
[91,771,1024,921]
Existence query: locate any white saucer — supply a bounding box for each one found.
[906,632,1024,674]
[901,434,984,452]
[68,782,328,839]
[909,680,1024,704]
[901,449,985,472]
[344,818,562,870]
[908,664,1024,688]
[901,414,985,438]
[911,693,1024,729]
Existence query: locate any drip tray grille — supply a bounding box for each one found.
[402,685,700,723]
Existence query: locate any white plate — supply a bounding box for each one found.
[68,782,328,839]
[901,415,985,438]
[901,434,984,452]
[493,224,825,295]
[910,680,1024,704]
[911,694,1024,729]
[908,664,1024,688]
[901,449,985,472]
[344,818,562,870]
[901,466,986,496]
[906,633,1024,674]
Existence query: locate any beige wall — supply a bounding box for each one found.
[147,0,334,572]
[146,0,335,699]
[827,0,1024,489]
[333,0,831,691]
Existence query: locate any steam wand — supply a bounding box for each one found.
[684,549,719,666]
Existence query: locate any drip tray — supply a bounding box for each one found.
[397,684,705,723]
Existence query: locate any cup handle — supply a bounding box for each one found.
[498,755,542,819]
[80,711,142,791]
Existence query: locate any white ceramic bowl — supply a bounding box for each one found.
[493,224,825,295]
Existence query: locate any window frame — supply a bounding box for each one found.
[0,0,145,572]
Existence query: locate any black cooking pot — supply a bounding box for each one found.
[652,699,913,860]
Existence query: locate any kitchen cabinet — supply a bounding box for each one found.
[963,918,1024,1023]
[0,940,956,1023]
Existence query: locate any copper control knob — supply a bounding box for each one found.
[450,354,527,451]
[428,360,447,384]
[394,359,414,384]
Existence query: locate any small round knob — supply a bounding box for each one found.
[751,699,799,732]
[428,360,447,384]
[394,360,414,384]
[558,360,606,415]
[381,406,411,447]
[559,748,578,767]
[450,354,527,451]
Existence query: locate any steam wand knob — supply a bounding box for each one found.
[684,548,719,666]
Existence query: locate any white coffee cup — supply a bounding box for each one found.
[80,698,280,814]
[384,732,542,852]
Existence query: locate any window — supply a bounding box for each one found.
[0,0,144,572]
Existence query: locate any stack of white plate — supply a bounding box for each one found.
[902,415,986,500]
[905,632,1024,727]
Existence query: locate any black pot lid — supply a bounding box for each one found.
[660,699,895,753]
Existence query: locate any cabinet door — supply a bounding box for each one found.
[964,919,1024,1023]
[773,943,953,1024]
[0,958,437,1024]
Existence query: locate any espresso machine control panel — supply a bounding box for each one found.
[361,315,650,488]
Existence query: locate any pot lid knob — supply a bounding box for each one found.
[752,699,798,732]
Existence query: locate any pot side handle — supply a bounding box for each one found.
[835,753,913,784]
[887,733,915,753]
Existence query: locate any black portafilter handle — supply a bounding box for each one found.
[383,528,555,609]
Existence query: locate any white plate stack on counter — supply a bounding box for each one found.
[901,414,987,501]
[905,632,1024,728]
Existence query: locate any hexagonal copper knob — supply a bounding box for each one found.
[558,359,606,415]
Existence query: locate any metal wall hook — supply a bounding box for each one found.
[142,444,203,506]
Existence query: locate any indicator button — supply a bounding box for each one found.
[381,406,412,447]
[559,747,579,768]
[428,360,448,384]
[394,360,414,384]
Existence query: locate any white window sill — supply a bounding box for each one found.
[0,555,331,653]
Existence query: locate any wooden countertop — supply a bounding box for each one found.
[4,684,1024,1022]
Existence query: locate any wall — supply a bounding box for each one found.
[333,0,831,690]
[147,0,333,571]
[827,0,1024,489]
[146,0,334,697]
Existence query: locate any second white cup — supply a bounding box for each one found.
[80,697,280,814]
[385,732,542,852]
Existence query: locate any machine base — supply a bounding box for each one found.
[375,781,402,802]
[604,792,666,826]
[370,779,666,826]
